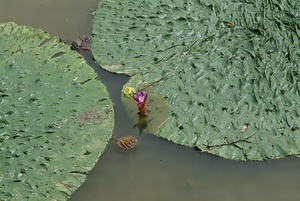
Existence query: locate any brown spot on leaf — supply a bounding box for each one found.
[226,23,234,28]
[77,110,100,126]
[241,125,248,133]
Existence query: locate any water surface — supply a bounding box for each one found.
[1,1,300,201]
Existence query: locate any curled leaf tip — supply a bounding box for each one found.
[122,86,136,97]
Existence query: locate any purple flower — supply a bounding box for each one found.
[133,91,147,107]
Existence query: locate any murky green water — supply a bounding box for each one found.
[1,1,300,200]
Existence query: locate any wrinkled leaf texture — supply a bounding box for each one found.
[92,0,300,160]
[0,22,114,200]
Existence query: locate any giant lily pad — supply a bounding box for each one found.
[92,0,300,160]
[0,22,114,200]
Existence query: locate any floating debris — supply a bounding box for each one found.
[241,125,248,133]
[116,136,138,151]
[71,35,92,51]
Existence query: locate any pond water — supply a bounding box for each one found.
[1,1,300,201]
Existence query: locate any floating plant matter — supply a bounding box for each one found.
[0,22,114,200]
[121,85,171,135]
[116,136,138,151]
[123,86,136,98]
[92,0,300,161]
[122,87,148,116]
[70,35,92,51]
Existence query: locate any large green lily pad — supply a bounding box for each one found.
[92,0,300,160]
[0,22,114,200]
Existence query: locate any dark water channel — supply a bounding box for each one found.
[1,1,300,201]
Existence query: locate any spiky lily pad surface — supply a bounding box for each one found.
[92,0,300,160]
[0,22,114,200]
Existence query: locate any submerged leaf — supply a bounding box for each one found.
[92,0,300,160]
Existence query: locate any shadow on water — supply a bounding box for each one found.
[1,1,300,201]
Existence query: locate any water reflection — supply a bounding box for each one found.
[1,1,300,201]
[134,115,150,135]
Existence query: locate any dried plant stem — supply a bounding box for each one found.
[139,77,164,91]
[201,131,257,153]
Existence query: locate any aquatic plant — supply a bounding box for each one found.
[0,22,114,200]
[116,136,138,151]
[133,91,148,116]
[92,0,300,161]
[122,86,136,97]
[122,87,148,116]
[121,85,171,134]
